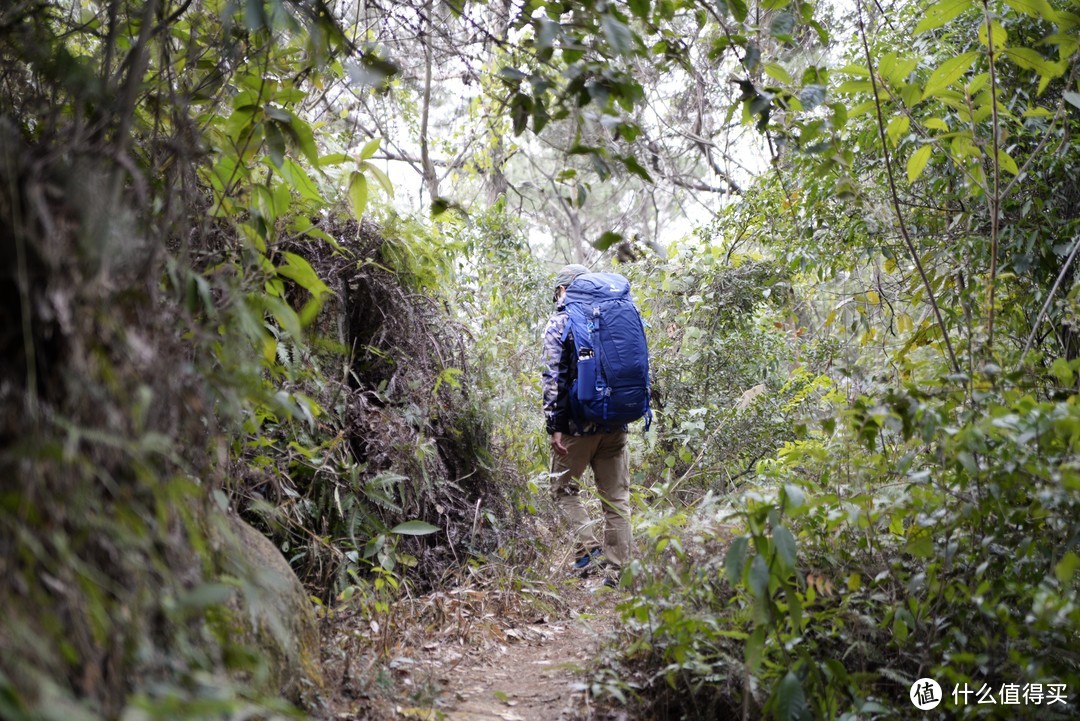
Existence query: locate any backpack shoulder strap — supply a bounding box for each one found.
[560,303,592,348]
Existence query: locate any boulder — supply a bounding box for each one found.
[209,512,325,705]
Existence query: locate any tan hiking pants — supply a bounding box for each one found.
[551,432,632,567]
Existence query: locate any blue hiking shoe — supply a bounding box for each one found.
[573,546,603,571]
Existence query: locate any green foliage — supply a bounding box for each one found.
[580,0,1080,718]
[0,0,502,717]
[611,372,1080,718]
[4,0,1080,718]
[619,222,834,496]
[443,201,554,520]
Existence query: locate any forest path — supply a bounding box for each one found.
[407,579,618,721]
[325,567,627,721]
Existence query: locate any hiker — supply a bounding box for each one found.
[541,264,651,580]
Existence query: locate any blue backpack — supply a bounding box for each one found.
[561,272,652,429]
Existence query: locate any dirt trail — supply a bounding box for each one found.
[326,573,626,721]
[416,580,618,721]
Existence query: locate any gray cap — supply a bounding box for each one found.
[552,264,589,297]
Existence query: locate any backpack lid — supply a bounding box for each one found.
[564,272,630,303]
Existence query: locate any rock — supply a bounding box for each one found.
[208,512,325,705]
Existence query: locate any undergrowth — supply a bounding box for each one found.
[598,371,1080,719]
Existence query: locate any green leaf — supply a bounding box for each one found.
[951,132,981,159]
[360,161,395,197]
[1065,91,1080,110]
[620,154,653,182]
[629,0,650,18]
[1050,357,1074,385]
[886,114,910,146]
[594,230,623,251]
[265,105,291,122]
[498,66,527,84]
[725,536,749,585]
[285,113,320,166]
[278,159,324,204]
[347,171,368,220]
[978,19,1008,48]
[245,0,268,31]
[924,52,979,98]
[773,525,797,573]
[591,152,612,181]
[836,80,873,94]
[278,252,330,297]
[265,122,286,167]
[748,554,769,598]
[290,216,344,251]
[617,120,641,142]
[785,584,803,633]
[318,153,349,167]
[567,187,589,212]
[535,18,560,50]
[1004,47,1059,76]
[764,63,793,84]
[532,98,550,133]
[359,138,381,160]
[745,625,765,672]
[728,0,748,21]
[782,483,805,512]
[907,144,934,182]
[774,671,809,721]
[252,184,277,223]
[799,84,826,110]
[914,0,973,34]
[905,532,934,558]
[893,613,910,642]
[263,295,302,340]
[743,43,761,71]
[996,148,1019,175]
[390,520,441,536]
[510,93,532,136]
[770,12,795,40]
[1004,0,1059,23]
[1056,551,1080,583]
[601,13,634,56]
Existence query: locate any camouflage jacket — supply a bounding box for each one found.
[541,303,627,436]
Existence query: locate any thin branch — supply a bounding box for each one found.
[981,0,1002,355]
[1020,236,1080,361]
[418,0,438,202]
[114,0,160,153]
[856,0,961,374]
[1001,62,1078,199]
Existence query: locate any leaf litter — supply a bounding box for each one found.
[322,554,628,721]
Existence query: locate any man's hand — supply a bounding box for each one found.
[550,431,568,456]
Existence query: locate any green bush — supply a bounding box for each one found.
[608,367,1080,719]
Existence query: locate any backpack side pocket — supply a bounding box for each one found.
[576,348,597,403]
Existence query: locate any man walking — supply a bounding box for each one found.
[541,264,635,579]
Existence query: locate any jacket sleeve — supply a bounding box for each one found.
[541,312,571,434]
